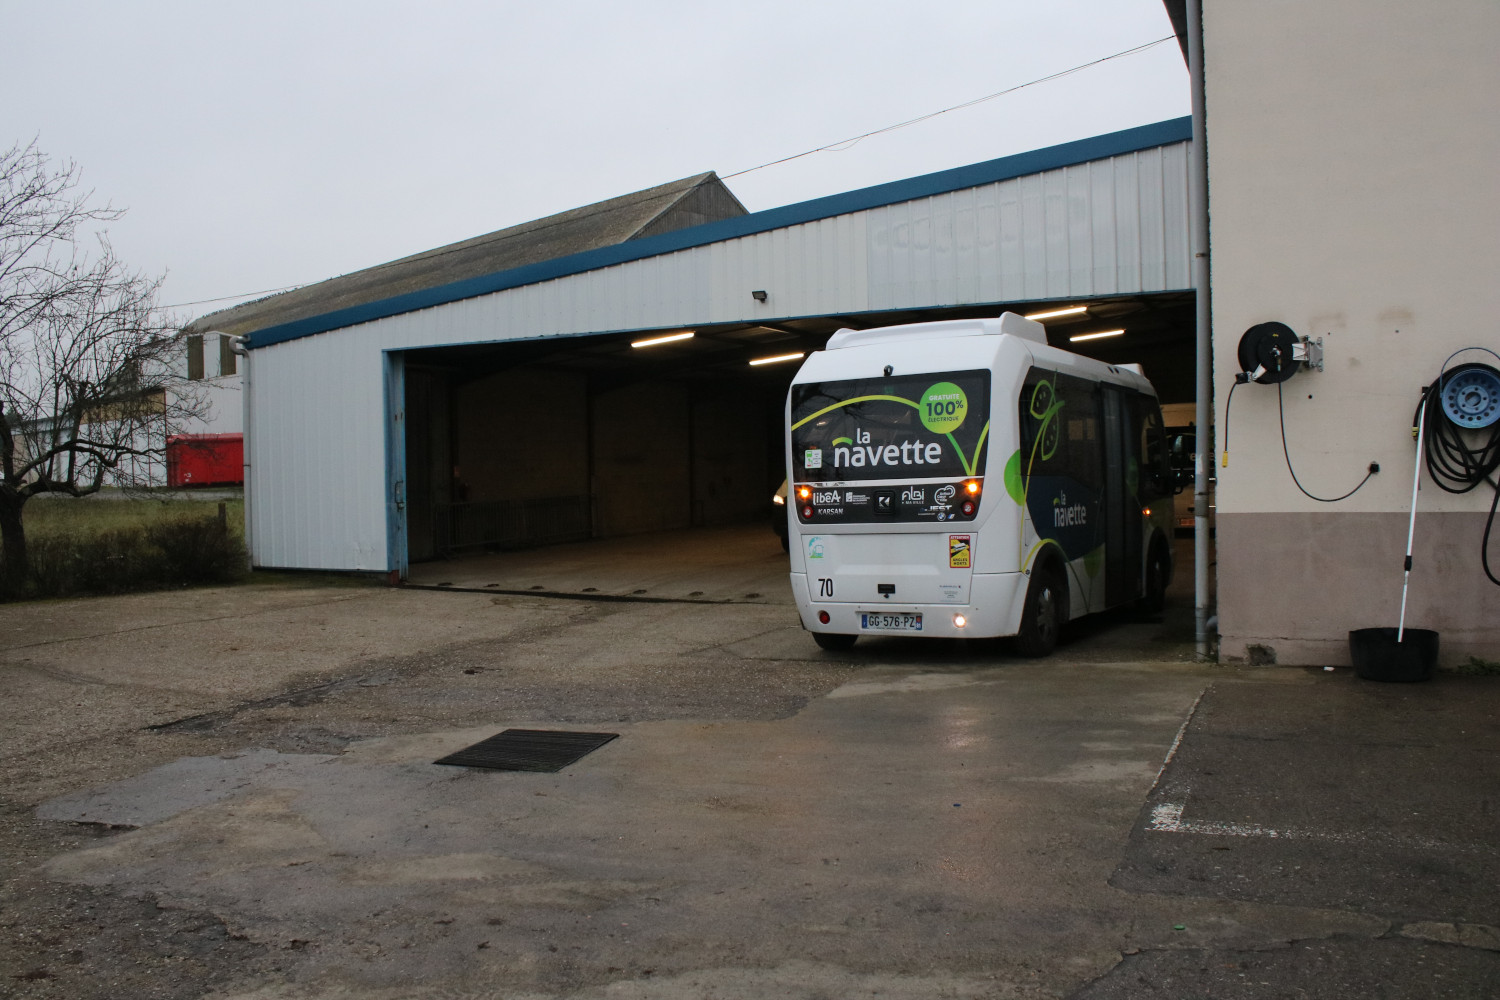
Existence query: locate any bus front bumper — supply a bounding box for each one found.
[791,571,1029,640]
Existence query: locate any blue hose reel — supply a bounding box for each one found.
[1439,364,1500,429]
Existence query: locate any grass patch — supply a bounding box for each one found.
[25,493,245,543]
[4,493,248,601]
[1453,656,1500,677]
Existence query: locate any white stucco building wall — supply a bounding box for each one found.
[1205,0,1500,663]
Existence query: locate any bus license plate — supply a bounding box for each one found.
[861,611,923,632]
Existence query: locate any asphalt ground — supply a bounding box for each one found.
[1,527,1495,1000]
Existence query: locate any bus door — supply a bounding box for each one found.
[1101,386,1144,606]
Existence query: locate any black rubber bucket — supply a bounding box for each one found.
[1348,627,1439,683]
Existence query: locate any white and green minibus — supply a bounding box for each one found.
[785,312,1174,655]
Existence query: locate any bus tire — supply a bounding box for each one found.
[1139,539,1170,614]
[813,632,857,651]
[1013,563,1065,657]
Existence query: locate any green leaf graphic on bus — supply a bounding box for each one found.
[1028,380,1063,461]
[1004,449,1024,505]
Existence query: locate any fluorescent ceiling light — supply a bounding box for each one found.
[1025,305,1088,321]
[631,331,694,348]
[1069,329,1125,342]
[749,352,805,366]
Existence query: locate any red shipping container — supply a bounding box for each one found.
[166,434,244,487]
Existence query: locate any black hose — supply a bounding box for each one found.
[1414,373,1500,494]
[1220,379,1238,466]
[1413,365,1500,585]
[1276,382,1376,502]
[1483,481,1500,587]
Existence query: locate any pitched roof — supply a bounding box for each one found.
[186,171,746,338]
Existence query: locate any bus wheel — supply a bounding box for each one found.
[1013,564,1064,657]
[1139,541,1170,614]
[813,632,857,651]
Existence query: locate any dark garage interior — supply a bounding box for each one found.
[401,291,1194,563]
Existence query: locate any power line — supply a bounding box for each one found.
[722,36,1177,180]
[158,284,307,311]
[163,36,1177,312]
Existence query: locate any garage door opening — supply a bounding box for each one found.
[399,291,1198,595]
[400,321,806,564]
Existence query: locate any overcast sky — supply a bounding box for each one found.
[2,1,1187,321]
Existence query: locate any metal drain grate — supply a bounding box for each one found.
[433,729,619,772]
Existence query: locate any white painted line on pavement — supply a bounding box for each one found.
[1148,799,1495,854]
[1148,685,1207,796]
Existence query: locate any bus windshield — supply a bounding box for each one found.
[790,369,991,483]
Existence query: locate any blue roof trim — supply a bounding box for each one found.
[250,117,1192,349]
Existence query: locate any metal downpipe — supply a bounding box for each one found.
[227,333,252,572]
[1188,0,1213,660]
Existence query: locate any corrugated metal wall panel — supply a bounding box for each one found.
[1066,164,1093,295]
[1137,147,1167,291]
[249,336,389,570]
[1161,141,1191,291]
[1090,160,1118,293]
[246,142,1191,571]
[1043,168,1070,297]
[1019,172,1048,300]
[1113,153,1142,292]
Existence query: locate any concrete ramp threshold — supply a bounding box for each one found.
[404,523,794,604]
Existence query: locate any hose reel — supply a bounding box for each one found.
[1235,321,1323,385]
[1414,353,1500,586]
[1438,363,1500,430]
[1223,321,1371,501]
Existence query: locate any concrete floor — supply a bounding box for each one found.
[403,523,1210,611]
[405,523,796,604]
[2,531,1492,1000]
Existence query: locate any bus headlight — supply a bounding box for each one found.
[953,613,967,629]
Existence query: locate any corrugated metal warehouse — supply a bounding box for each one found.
[189,119,1195,578]
[190,0,1500,669]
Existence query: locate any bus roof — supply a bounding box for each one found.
[825,312,1046,351]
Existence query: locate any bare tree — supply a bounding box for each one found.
[0,140,204,590]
